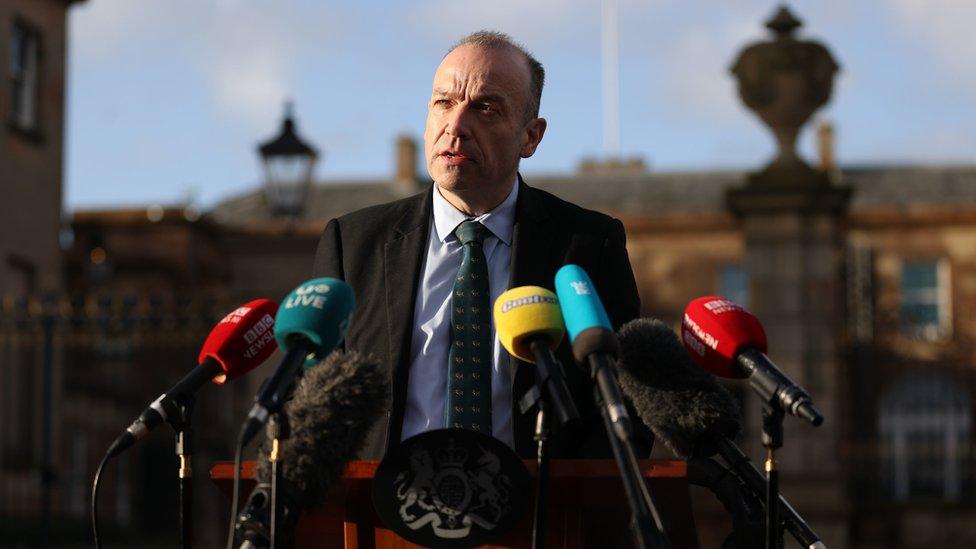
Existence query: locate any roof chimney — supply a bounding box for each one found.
[393,135,420,195]
[817,120,839,181]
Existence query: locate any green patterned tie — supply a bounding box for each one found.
[446,220,493,434]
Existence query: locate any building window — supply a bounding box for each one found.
[719,264,749,307]
[879,375,971,501]
[900,260,951,340]
[9,20,41,132]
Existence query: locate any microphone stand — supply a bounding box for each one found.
[269,410,290,549]
[588,355,669,549]
[714,437,824,548]
[518,383,551,549]
[172,399,196,549]
[761,404,784,549]
[519,338,581,549]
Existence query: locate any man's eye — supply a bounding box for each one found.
[477,104,495,114]
[434,99,451,107]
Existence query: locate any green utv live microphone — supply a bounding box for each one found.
[239,278,354,447]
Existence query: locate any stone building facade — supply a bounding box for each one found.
[0,1,82,544]
[0,0,78,295]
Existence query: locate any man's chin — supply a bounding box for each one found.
[431,170,471,192]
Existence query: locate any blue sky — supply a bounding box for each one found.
[65,0,976,211]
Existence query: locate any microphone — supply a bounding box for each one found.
[615,317,825,549]
[615,317,740,458]
[239,278,354,447]
[681,297,824,426]
[107,299,278,457]
[553,264,632,440]
[554,264,670,549]
[493,286,580,425]
[234,350,390,548]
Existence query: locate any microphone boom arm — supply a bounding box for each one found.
[716,437,825,549]
[527,338,580,425]
[240,339,312,448]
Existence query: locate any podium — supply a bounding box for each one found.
[211,459,698,548]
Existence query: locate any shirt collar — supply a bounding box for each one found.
[432,179,519,246]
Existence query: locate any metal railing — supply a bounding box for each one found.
[0,292,240,546]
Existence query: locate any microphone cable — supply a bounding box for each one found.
[226,427,248,549]
[91,449,112,549]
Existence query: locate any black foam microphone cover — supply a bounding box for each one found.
[616,318,741,458]
[255,349,389,503]
[238,350,389,547]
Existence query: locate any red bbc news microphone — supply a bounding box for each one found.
[681,297,823,426]
[107,299,279,457]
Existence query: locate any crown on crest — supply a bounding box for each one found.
[436,440,468,468]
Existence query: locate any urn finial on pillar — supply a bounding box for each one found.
[730,5,839,187]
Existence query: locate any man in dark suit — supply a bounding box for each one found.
[313,31,641,460]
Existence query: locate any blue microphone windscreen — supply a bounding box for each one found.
[554,264,612,342]
[275,278,354,360]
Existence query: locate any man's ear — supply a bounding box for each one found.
[519,117,547,158]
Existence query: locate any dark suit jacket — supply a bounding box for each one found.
[312,177,642,459]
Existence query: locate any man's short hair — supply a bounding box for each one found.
[447,30,545,121]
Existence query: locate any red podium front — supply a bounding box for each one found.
[211,459,697,548]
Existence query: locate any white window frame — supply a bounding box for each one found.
[9,19,41,132]
[879,376,971,502]
[900,258,952,341]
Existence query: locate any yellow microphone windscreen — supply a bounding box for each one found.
[493,286,565,362]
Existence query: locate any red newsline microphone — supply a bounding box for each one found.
[107,299,279,457]
[681,296,824,426]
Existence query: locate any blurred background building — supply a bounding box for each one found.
[1,0,79,545]
[2,1,975,547]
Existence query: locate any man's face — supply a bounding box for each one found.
[424,44,545,202]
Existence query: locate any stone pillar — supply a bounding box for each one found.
[727,7,852,547]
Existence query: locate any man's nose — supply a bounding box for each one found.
[444,106,472,139]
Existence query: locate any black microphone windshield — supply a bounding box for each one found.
[616,318,741,458]
[254,349,390,509]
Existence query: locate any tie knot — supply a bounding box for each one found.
[454,220,490,245]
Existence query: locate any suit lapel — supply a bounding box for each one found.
[384,190,432,444]
[509,178,554,289]
[508,177,556,456]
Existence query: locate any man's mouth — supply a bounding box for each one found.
[439,151,473,166]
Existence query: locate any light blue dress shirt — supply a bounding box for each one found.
[400,181,518,448]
